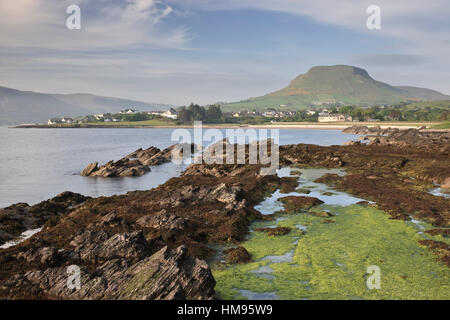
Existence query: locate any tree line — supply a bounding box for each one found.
[176,104,224,124]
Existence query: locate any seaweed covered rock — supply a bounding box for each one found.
[224,246,252,264]
[418,240,450,267]
[278,196,324,213]
[255,227,292,236]
[0,192,89,246]
[313,173,342,186]
[279,177,299,193]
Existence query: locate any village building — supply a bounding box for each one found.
[48,118,62,125]
[149,108,177,119]
[318,113,351,122]
[162,108,178,119]
[119,108,137,114]
[61,117,73,123]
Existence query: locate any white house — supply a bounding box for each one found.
[119,108,137,114]
[318,113,347,122]
[61,117,73,123]
[162,108,177,119]
[48,118,61,125]
[263,111,276,117]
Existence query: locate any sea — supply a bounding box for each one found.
[0,127,358,207]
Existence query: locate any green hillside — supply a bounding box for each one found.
[223,65,450,111]
[0,86,171,125]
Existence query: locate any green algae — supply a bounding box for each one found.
[213,204,450,300]
[295,188,311,194]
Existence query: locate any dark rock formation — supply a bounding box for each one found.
[0,192,89,246]
[3,243,215,300]
[343,126,450,150]
[81,143,198,177]
[81,158,150,177]
[342,125,399,136]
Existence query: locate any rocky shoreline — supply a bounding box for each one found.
[0,128,449,299]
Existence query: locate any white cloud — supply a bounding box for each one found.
[167,0,450,56]
[0,0,187,49]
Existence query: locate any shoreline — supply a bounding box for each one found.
[11,121,446,131]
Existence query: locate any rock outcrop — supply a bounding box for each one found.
[4,242,215,300]
[0,192,89,246]
[278,196,324,213]
[342,125,399,135]
[343,126,450,150]
[81,143,198,177]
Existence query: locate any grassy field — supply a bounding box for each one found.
[86,119,175,126]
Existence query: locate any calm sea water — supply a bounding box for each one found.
[0,127,357,207]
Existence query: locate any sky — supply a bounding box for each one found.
[1,0,449,105]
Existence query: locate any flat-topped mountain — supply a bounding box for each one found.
[225,65,450,110]
[0,86,171,125]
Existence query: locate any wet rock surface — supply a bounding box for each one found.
[81,143,198,177]
[0,192,89,246]
[4,244,215,300]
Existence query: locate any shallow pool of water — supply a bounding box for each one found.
[238,289,279,300]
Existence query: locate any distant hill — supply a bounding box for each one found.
[0,86,171,125]
[224,65,450,111]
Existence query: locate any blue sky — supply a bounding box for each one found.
[0,0,449,105]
